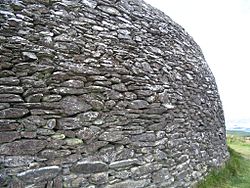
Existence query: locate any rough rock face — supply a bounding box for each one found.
[0,0,229,187]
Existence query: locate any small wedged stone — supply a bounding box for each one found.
[45,119,56,129]
[72,160,108,174]
[22,52,38,61]
[17,166,61,183]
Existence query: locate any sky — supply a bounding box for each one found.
[144,0,250,128]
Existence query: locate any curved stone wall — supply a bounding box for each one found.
[0,0,229,187]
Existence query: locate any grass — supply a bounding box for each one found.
[197,133,250,188]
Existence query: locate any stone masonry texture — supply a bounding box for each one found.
[0,0,229,187]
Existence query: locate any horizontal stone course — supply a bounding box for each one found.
[0,0,229,187]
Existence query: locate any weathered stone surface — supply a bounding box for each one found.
[99,131,124,142]
[51,133,65,140]
[71,161,108,174]
[0,140,47,155]
[1,156,35,167]
[57,118,81,130]
[0,108,29,119]
[17,166,61,183]
[109,159,140,169]
[0,120,19,131]
[77,111,99,122]
[40,149,71,159]
[89,172,108,185]
[0,131,20,143]
[112,83,127,92]
[152,168,172,183]
[0,86,23,94]
[65,138,83,146]
[19,116,46,130]
[22,52,38,61]
[42,95,62,102]
[45,119,57,129]
[0,0,228,187]
[0,77,20,85]
[129,100,149,109]
[107,179,151,188]
[76,127,95,140]
[131,163,162,176]
[61,96,92,115]
[98,6,121,16]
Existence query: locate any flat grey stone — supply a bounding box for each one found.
[0,108,29,119]
[60,96,92,115]
[77,111,99,122]
[98,6,121,16]
[2,156,35,167]
[0,131,20,143]
[0,77,20,85]
[129,100,149,109]
[71,161,108,174]
[89,172,108,185]
[17,166,61,183]
[0,140,47,155]
[99,131,124,142]
[109,159,139,169]
[57,117,81,130]
[82,0,97,8]
[0,86,23,94]
[107,179,150,188]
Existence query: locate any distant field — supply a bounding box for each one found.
[226,130,250,137]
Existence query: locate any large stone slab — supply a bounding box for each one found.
[0,140,47,155]
[0,131,20,143]
[60,96,92,115]
[17,166,61,183]
[0,108,29,119]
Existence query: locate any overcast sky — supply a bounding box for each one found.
[144,0,250,127]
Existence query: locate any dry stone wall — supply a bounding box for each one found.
[0,0,229,187]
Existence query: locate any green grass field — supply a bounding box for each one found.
[197,132,250,188]
[227,130,250,137]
